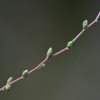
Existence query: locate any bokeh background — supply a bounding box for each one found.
[0,0,100,100]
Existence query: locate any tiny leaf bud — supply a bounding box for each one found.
[22,69,28,77]
[4,85,11,91]
[7,77,13,83]
[38,64,45,70]
[46,47,53,57]
[82,20,88,29]
[67,41,74,48]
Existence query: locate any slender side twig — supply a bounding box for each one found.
[0,11,100,91]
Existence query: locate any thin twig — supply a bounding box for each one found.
[0,11,100,91]
[72,11,100,42]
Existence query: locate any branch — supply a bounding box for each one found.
[0,11,100,91]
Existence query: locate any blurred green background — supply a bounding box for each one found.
[0,0,100,100]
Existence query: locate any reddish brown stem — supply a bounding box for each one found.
[0,11,100,91]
